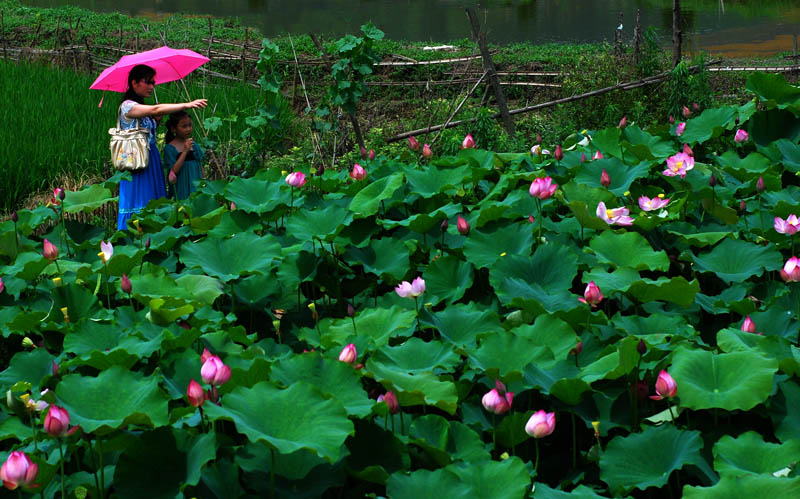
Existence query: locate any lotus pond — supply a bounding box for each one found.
[1,72,800,498]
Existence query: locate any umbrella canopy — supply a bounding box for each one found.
[90,46,210,92]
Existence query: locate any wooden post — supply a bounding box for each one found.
[672,0,682,67]
[241,28,248,83]
[118,24,123,50]
[1,9,6,61]
[206,18,213,60]
[614,12,624,56]
[135,33,139,52]
[633,10,642,66]
[465,8,514,135]
[54,15,61,52]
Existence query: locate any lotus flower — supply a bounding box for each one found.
[775,215,800,235]
[592,150,604,160]
[663,151,694,178]
[531,144,542,156]
[780,257,800,282]
[43,405,76,438]
[482,380,513,415]
[360,146,367,158]
[168,169,177,184]
[741,316,757,334]
[683,143,694,156]
[200,353,231,387]
[682,105,691,119]
[43,238,58,261]
[618,116,627,128]
[596,202,634,226]
[350,163,367,181]
[734,129,749,143]
[378,391,399,414]
[422,143,433,159]
[201,348,212,364]
[675,122,686,136]
[570,341,583,356]
[525,410,556,438]
[461,133,476,149]
[187,379,206,408]
[338,343,357,364]
[529,176,557,200]
[395,277,425,298]
[554,144,563,161]
[19,391,48,413]
[756,176,765,193]
[580,152,587,163]
[0,277,4,294]
[650,370,677,400]
[52,188,65,205]
[457,215,470,235]
[230,202,237,211]
[600,169,611,187]
[408,136,420,151]
[286,171,307,187]
[669,115,675,124]
[578,281,604,307]
[0,451,38,490]
[638,195,670,212]
[709,174,717,187]
[368,149,375,160]
[99,240,113,263]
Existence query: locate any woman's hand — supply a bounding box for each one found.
[185,99,208,110]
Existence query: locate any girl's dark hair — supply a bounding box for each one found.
[165,111,190,144]
[122,64,156,104]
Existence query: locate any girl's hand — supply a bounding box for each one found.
[185,138,195,151]
[186,99,208,110]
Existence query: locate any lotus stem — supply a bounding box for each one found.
[270,447,276,499]
[98,436,105,499]
[534,438,540,478]
[290,186,294,213]
[570,409,577,468]
[537,198,543,243]
[103,262,111,310]
[28,413,38,453]
[88,438,100,498]
[12,220,18,255]
[667,400,676,424]
[58,438,66,499]
[758,194,765,235]
[492,413,497,458]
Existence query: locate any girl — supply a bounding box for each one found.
[163,111,205,200]
[116,64,207,230]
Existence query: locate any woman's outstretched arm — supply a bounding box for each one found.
[124,99,208,119]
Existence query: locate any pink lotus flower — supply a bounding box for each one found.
[286,171,307,187]
[663,151,695,178]
[187,379,206,408]
[99,240,113,263]
[395,277,426,298]
[529,176,557,200]
[368,149,375,160]
[120,273,132,294]
[168,169,177,184]
[675,122,686,136]
[0,277,4,294]
[775,215,800,235]
[682,105,691,119]
[578,281,604,307]
[360,146,367,158]
[200,353,231,387]
[580,153,587,163]
[422,143,433,159]
[230,202,237,211]
[350,163,367,181]
[780,257,800,282]
[650,370,677,400]
[741,316,757,334]
[592,150,604,160]
[482,380,513,415]
[600,169,611,187]
[596,202,634,226]
[461,133,476,149]
[201,348,212,364]
[338,343,357,364]
[43,405,76,438]
[570,341,583,356]
[0,451,38,490]
[378,391,399,414]
[530,144,542,156]
[619,116,627,128]
[525,410,556,438]
[638,195,670,212]
[43,239,58,261]
[669,115,675,124]
[408,136,420,151]
[683,143,694,156]
[457,215,470,235]
[734,129,748,143]
[554,144,563,161]
[756,176,765,193]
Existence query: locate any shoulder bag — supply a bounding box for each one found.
[109,106,150,172]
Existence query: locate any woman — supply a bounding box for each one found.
[116,64,207,230]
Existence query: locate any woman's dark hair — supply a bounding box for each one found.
[122,64,156,104]
[165,111,190,144]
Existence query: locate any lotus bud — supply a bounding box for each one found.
[168,169,177,184]
[10,211,18,223]
[440,218,449,232]
[756,176,765,193]
[0,451,39,490]
[481,382,513,415]
[360,145,367,158]
[734,129,749,143]
[368,149,375,160]
[347,304,355,317]
[201,348,212,364]
[692,102,700,112]
[43,238,58,261]
[145,237,151,250]
[528,215,535,224]
[350,163,367,181]
[780,256,800,282]
[709,174,717,187]
[186,380,206,408]
[457,215,470,235]
[682,105,691,119]
[650,370,678,400]
[739,200,747,213]
[0,277,4,295]
[569,341,583,356]
[395,277,425,298]
[580,152,586,163]
[422,143,432,159]
[600,169,611,187]
[554,144,563,161]
[618,116,627,128]
[741,316,757,333]
[286,171,307,187]
[578,281,604,307]
[99,241,113,264]
[637,339,647,356]
[529,176,558,200]
[43,405,72,437]
[200,354,231,387]
[536,133,542,144]
[669,115,675,124]
[51,361,59,376]
[230,202,236,211]
[676,122,686,136]
[378,391,400,414]
[592,150,603,160]
[121,274,132,294]
[525,410,556,438]
[683,143,693,156]
[338,343,357,364]
[22,337,35,349]
[408,136,420,151]
[461,133,476,149]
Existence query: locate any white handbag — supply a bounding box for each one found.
[109,106,150,172]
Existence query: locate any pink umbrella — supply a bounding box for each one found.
[90,45,210,93]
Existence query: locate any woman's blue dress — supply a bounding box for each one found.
[116,100,167,231]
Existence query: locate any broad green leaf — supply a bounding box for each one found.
[680,106,737,144]
[204,381,353,462]
[715,150,771,179]
[422,255,474,305]
[0,349,55,393]
[621,125,676,159]
[345,237,410,281]
[366,359,458,414]
[600,425,707,495]
[404,164,471,197]
[64,184,115,214]
[573,158,651,196]
[421,304,503,348]
[691,238,783,283]
[713,431,800,477]
[224,176,290,214]
[683,475,800,498]
[463,222,533,269]
[349,172,404,216]
[746,72,800,112]
[373,337,460,374]
[469,331,553,377]
[56,366,169,434]
[319,306,417,349]
[583,267,640,294]
[531,483,610,498]
[179,232,281,282]
[627,276,700,306]
[285,203,353,242]
[589,231,670,271]
[775,138,800,172]
[772,379,800,442]
[670,348,778,411]
[174,274,224,307]
[409,415,489,465]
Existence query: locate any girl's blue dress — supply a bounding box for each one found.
[116,100,167,231]
[163,142,204,200]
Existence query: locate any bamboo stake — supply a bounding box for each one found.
[673,0,682,67]
[432,70,487,145]
[241,28,248,83]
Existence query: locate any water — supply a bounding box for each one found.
[22,1,800,57]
